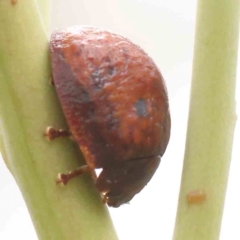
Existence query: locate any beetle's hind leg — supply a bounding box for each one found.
[44,126,72,140]
[49,74,55,86]
[57,165,96,185]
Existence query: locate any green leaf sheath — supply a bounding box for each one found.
[173,1,240,240]
[0,1,118,240]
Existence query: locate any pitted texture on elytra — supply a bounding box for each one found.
[50,26,171,207]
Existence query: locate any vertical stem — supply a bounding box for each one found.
[0,1,118,240]
[36,0,49,30]
[173,0,240,240]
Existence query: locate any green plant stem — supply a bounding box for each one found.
[173,1,240,240]
[36,0,49,30]
[0,1,118,240]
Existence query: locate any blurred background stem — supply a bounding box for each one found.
[173,0,240,240]
[0,1,118,240]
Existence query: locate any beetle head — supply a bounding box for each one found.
[96,156,160,207]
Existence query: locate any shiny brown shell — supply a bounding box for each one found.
[50,26,171,207]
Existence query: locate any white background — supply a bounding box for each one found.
[1,0,240,239]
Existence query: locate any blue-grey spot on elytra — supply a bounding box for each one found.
[108,66,115,75]
[91,69,100,81]
[135,99,148,117]
[91,69,103,90]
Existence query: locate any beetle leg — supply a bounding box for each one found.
[101,194,108,205]
[56,165,94,185]
[44,126,72,140]
[49,74,55,86]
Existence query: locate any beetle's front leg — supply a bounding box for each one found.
[57,165,96,185]
[44,126,72,140]
[49,75,55,86]
[44,127,96,185]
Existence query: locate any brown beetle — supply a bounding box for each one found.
[47,26,171,207]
